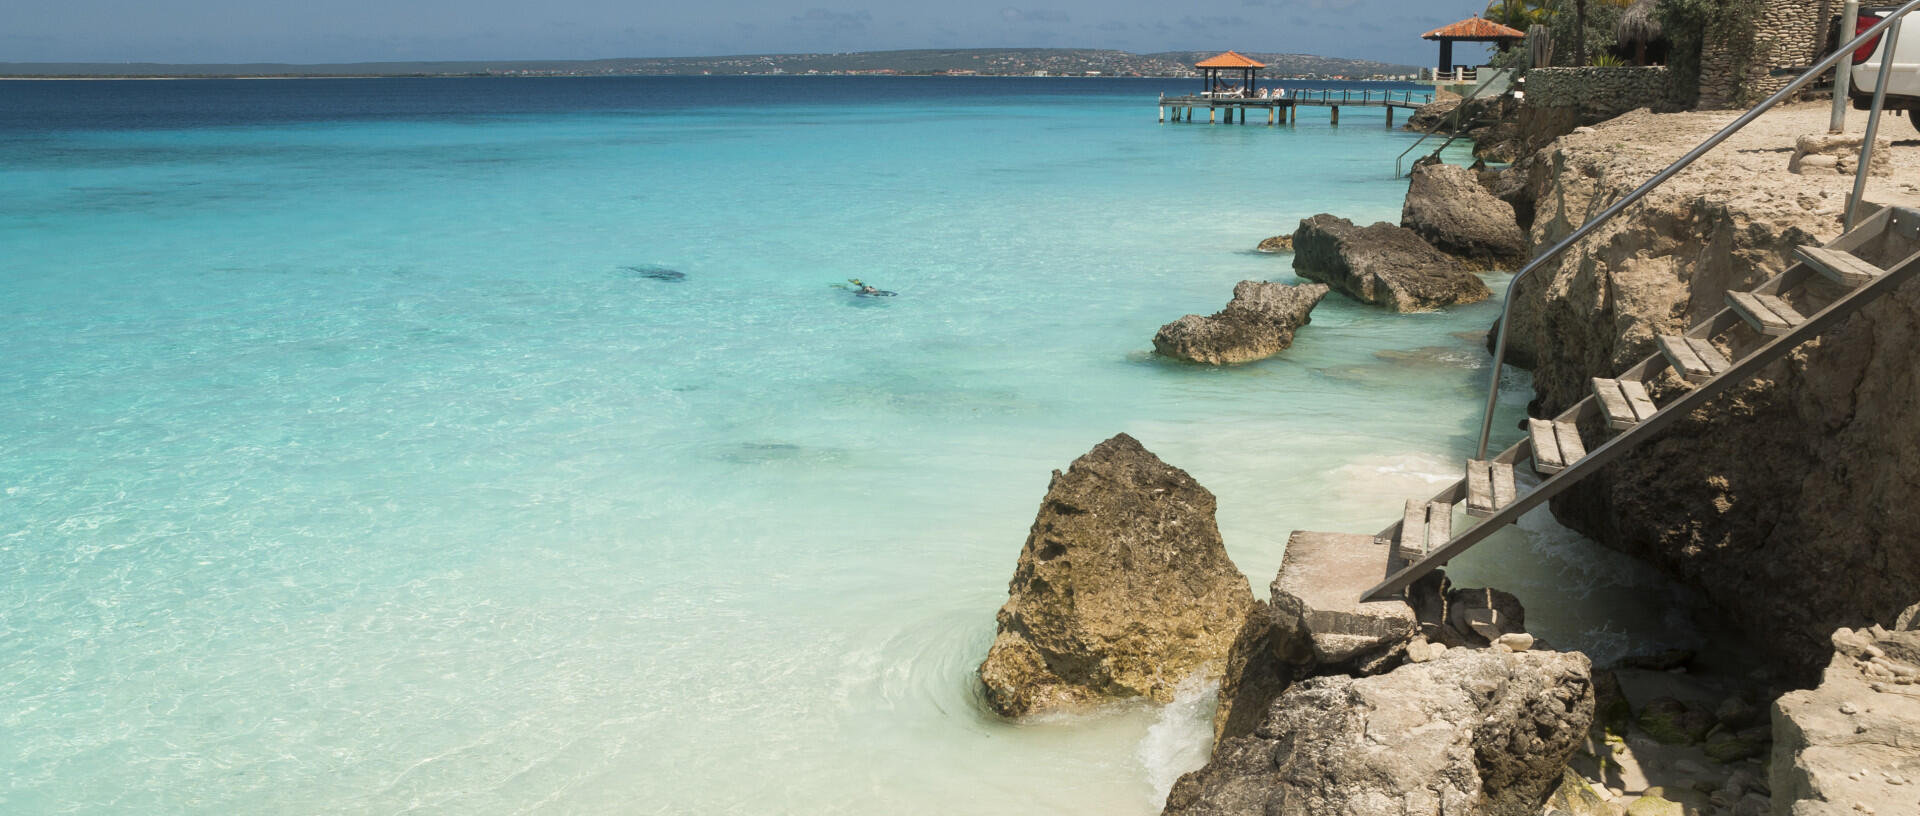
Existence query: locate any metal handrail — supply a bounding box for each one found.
[1395,78,1499,177]
[1473,0,1920,459]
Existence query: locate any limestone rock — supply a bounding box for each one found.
[1291,214,1491,312]
[1788,132,1892,176]
[1623,795,1683,816]
[1153,280,1329,365]
[1405,94,1462,132]
[1544,767,1612,816]
[1772,622,1920,815]
[1401,161,1528,269]
[1255,234,1293,253]
[978,433,1254,717]
[1210,600,1290,744]
[1166,648,1595,816]
[1494,106,1920,677]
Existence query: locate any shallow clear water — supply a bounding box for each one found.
[0,77,1695,814]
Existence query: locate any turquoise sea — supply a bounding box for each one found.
[1,76,1695,814]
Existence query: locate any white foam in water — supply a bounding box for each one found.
[1136,672,1220,807]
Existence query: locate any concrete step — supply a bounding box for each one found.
[1798,245,1887,287]
[1726,290,1805,336]
[1392,499,1452,567]
[1528,417,1586,476]
[1276,531,1417,662]
[1656,334,1731,384]
[1464,459,1516,518]
[1591,377,1658,431]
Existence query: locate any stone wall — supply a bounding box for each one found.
[1698,0,1832,109]
[1526,66,1670,116]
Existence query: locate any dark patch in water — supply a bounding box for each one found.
[718,442,807,465]
[623,264,685,282]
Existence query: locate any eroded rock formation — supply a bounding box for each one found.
[1291,214,1492,312]
[1494,106,1920,676]
[1167,648,1595,816]
[1402,161,1528,269]
[978,433,1254,717]
[1153,280,1329,365]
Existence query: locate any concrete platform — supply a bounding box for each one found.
[1270,531,1417,664]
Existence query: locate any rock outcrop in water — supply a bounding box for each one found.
[1255,234,1293,253]
[1291,214,1491,312]
[1772,607,1920,815]
[978,433,1254,717]
[1153,280,1329,365]
[1492,106,1920,677]
[1401,161,1527,269]
[1167,648,1594,816]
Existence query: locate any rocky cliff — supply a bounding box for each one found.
[1494,104,1920,678]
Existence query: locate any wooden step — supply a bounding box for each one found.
[1591,377,1658,430]
[1656,335,1731,384]
[1798,245,1887,287]
[1465,459,1516,518]
[1726,290,1805,336]
[1528,418,1586,475]
[1393,499,1453,565]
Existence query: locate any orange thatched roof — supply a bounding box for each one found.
[1422,16,1526,40]
[1194,51,1266,69]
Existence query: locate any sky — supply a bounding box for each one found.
[3,0,1491,66]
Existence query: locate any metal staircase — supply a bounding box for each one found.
[1341,2,1920,603]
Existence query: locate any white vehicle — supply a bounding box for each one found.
[1850,6,1920,132]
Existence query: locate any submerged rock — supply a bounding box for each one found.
[1291,214,1490,312]
[978,433,1254,717]
[1152,280,1329,365]
[1401,161,1527,269]
[623,264,685,281]
[1167,648,1595,816]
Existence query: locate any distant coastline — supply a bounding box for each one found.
[0,47,1422,82]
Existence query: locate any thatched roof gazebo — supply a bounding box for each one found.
[1195,51,1266,96]
[1422,16,1526,74]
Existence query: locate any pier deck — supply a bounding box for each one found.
[1158,89,1434,127]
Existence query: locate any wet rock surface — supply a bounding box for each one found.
[1153,280,1329,365]
[978,433,1253,717]
[1291,214,1492,312]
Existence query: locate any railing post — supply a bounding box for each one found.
[1850,15,1902,230]
[1833,0,1861,134]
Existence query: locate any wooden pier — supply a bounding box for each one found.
[1158,89,1434,128]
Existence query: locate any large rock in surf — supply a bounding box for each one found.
[1167,648,1595,816]
[1771,616,1920,815]
[978,433,1254,717]
[1291,214,1491,312]
[1153,280,1330,365]
[1402,161,1527,269]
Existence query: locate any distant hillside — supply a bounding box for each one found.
[0,48,1421,80]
